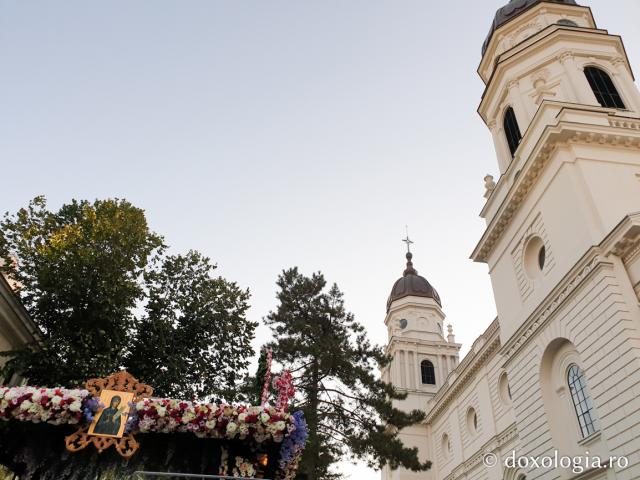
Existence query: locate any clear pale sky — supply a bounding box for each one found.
[2,1,639,477]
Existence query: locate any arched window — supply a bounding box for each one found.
[567,364,598,438]
[421,360,436,385]
[503,107,522,157]
[584,66,626,109]
[557,18,578,27]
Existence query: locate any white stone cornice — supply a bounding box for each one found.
[479,28,628,123]
[479,3,594,83]
[424,319,501,423]
[442,423,518,480]
[602,212,640,261]
[472,105,640,264]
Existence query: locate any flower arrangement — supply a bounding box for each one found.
[0,386,89,425]
[278,410,308,478]
[128,399,292,443]
[0,385,307,480]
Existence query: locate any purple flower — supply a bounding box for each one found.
[279,411,308,468]
[81,396,101,424]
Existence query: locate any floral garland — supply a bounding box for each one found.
[0,385,308,480]
[0,386,89,425]
[127,399,291,443]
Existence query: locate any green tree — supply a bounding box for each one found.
[264,268,430,480]
[126,251,255,400]
[0,197,164,386]
[0,197,256,402]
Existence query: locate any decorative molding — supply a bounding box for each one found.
[510,213,556,300]
[479,27,627,121]
[442,423,518,480]
[602,213,640,262]
[484,174,497,199]
[612,56,626,68]
[530,68,560,105]
[472,111,640,263]
[425,320,501,423]
[502,252,604,361]
[558,50,575,64]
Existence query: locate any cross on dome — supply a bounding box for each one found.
[402,226,414,254]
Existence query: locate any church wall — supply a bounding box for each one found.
[503,258,640,479]
[426,325,518,480]
[488,136,640,344]
[489,146,602,343]
[574,145,640,232]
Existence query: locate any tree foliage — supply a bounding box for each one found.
[0,197,254,401]
[127,251,255,399]
[264,268,431,480]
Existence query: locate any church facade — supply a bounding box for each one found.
[382,1,640,479]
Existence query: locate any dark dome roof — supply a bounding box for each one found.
[482,0,579,55]
[387,252,441,312]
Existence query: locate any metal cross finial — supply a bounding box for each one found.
[402,226,414,253]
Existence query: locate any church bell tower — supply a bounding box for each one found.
[471,1,640,477]
[472,0,640,342]
[381,247,461,480]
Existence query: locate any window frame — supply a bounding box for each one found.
[583,66,626,110]
[420,359,436,385]
[503,106,523,158]
[567,363,598,438]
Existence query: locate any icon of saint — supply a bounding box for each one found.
[93,395,127,436]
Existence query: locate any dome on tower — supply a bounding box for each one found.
[482,0,579,55]
[387,252,441,312]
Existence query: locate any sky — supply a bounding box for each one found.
[1,0,639,477]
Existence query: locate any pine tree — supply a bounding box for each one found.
[265,268,431,480]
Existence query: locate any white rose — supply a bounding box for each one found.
[226,422,238,435]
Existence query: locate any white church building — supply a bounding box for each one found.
[382,1,640,479]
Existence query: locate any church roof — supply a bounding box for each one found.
[482,0,579,55]
[387,252,441,312]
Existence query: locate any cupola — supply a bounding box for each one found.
[387,252,441,312]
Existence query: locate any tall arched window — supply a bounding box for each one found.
[421,360,436,385]
[584,66,626,109]
[567,364,598,438]
[503,107,522,157]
